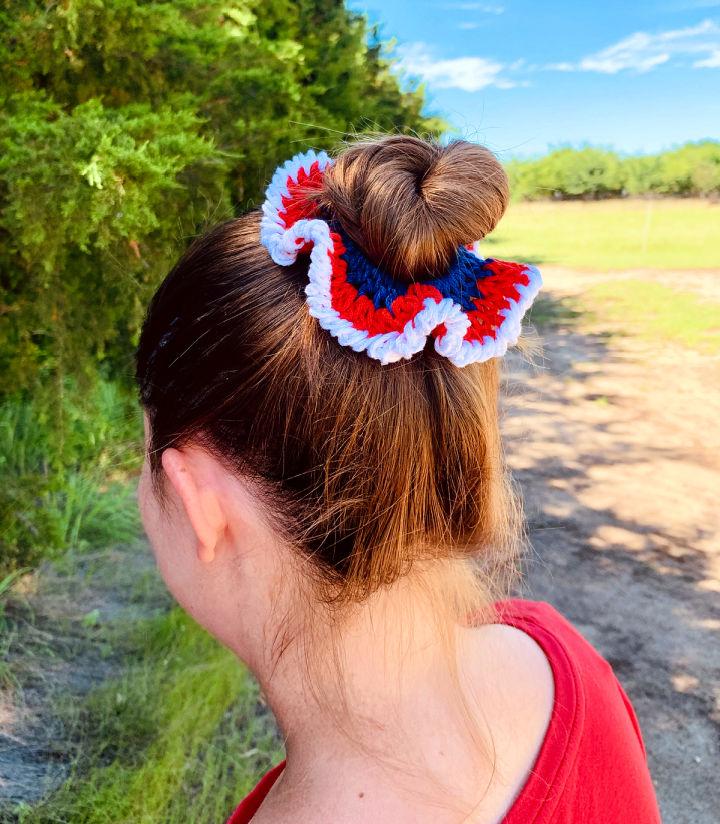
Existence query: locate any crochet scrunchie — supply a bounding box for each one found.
[260,150,542,367]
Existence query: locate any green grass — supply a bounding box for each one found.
[2,541,283,823]
[525,279,720,354]
[484,198,720,270]
[586,279,720,353]
[22,608,283,824]
[1,377,143,574]
[0,567,32,686]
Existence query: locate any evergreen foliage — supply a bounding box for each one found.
[0,0,437,398]
[0,0,437,571]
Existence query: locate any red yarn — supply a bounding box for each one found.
[329,246,532,346]
[279,162,325,254]
[278,172,533,349]
[329,232,445,336]
[463,259,530,343]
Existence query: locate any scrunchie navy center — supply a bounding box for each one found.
[336,226,496,312]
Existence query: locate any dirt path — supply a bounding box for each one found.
[504,267,720,823]
[0,547,170,812]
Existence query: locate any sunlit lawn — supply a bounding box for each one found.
[586,279,720,354]
[484,198,720,270]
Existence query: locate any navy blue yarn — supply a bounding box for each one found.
[335,227,496,312]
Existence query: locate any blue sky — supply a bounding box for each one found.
[348,0,720,158]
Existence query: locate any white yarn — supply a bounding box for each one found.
[260,149,542,368]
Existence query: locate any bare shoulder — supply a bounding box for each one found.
[481,622,554,681]
[467,621,555,718]
[461,621,555,799]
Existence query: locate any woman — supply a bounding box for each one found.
[135,135,661,823]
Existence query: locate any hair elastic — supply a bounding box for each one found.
[260,150,542,367]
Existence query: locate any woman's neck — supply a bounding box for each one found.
[230,549,554,824]
[246,564,501,821]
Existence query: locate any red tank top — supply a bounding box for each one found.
[226,599,661,823]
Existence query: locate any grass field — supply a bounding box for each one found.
[585,279,720,354]
[484,198,720,270]
[528,280,720,355]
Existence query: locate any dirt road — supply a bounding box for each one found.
[505,267,720,823]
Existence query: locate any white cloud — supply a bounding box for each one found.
[580,37,671,74]
[695,48,720,66]
[547,19,720,74]
[397,42,517,91]
[459,21,480,30]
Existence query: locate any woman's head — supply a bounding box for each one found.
[135,135,520,625]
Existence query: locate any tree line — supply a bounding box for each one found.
[507,142,720,201]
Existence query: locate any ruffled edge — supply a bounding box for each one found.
[259,149,542,367]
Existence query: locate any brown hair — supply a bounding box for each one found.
[316,134,509,280]
[135,134,522,815]
[135,134,517,599]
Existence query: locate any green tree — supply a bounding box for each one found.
[508,146,626,200]
[508,141,720,200]
[0,0,436,398]
[654,142,720,196]
[0,0,437,570]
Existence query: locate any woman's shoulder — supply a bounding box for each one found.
[492,597,661,823]
[226,599,661,824]
[494,598,618,679]
[493,597,645,751]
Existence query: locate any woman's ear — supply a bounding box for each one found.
[161,447,227,563]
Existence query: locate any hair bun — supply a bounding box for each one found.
[317,135,509,282]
